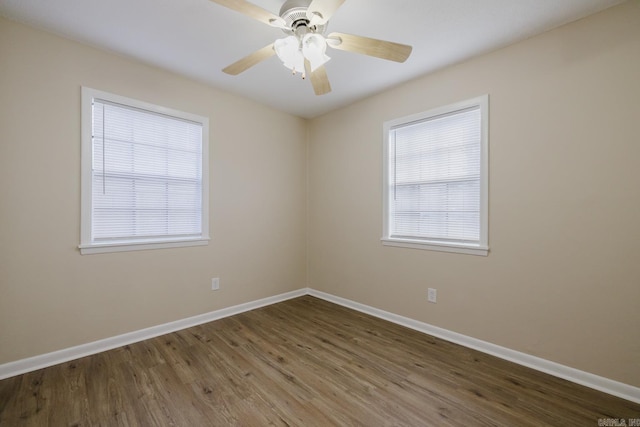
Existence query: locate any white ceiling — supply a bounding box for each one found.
[0,0,626,118]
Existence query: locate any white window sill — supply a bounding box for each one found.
[381,238,489,256]
[79,237,210,255]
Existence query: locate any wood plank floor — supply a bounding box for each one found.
[1,296,638,426]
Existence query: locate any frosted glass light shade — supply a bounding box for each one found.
[274,36,304,72]
[302,33,330,72]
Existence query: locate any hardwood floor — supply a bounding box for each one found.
[1,296,638,426]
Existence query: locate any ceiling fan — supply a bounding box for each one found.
[210,0,413,95]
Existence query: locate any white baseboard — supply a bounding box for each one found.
[0,288,306,381]
[1,287,638,405]
[307,288,640,404]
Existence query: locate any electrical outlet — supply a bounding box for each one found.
[211,277,220,291]
[427,288,437,303]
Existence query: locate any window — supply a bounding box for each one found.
[80,87,209,254]
[382,95,488,256]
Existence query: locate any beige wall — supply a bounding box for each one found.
[308,1,640,387]
[0,18,307,364]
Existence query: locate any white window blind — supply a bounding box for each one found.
[80,88,209,254]
[383,96,488,255]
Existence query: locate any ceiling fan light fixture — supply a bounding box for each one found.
[275,32,330,76]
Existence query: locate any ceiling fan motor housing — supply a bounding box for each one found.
[279,0,326,34]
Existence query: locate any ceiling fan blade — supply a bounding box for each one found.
[305,59,332,96]
[327,32,412,63]
[306,0,345,25]
[208,0,286,28]
[223,43,275,75]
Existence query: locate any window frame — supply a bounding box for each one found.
[382,95,489,256]
[79,87,210,255]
